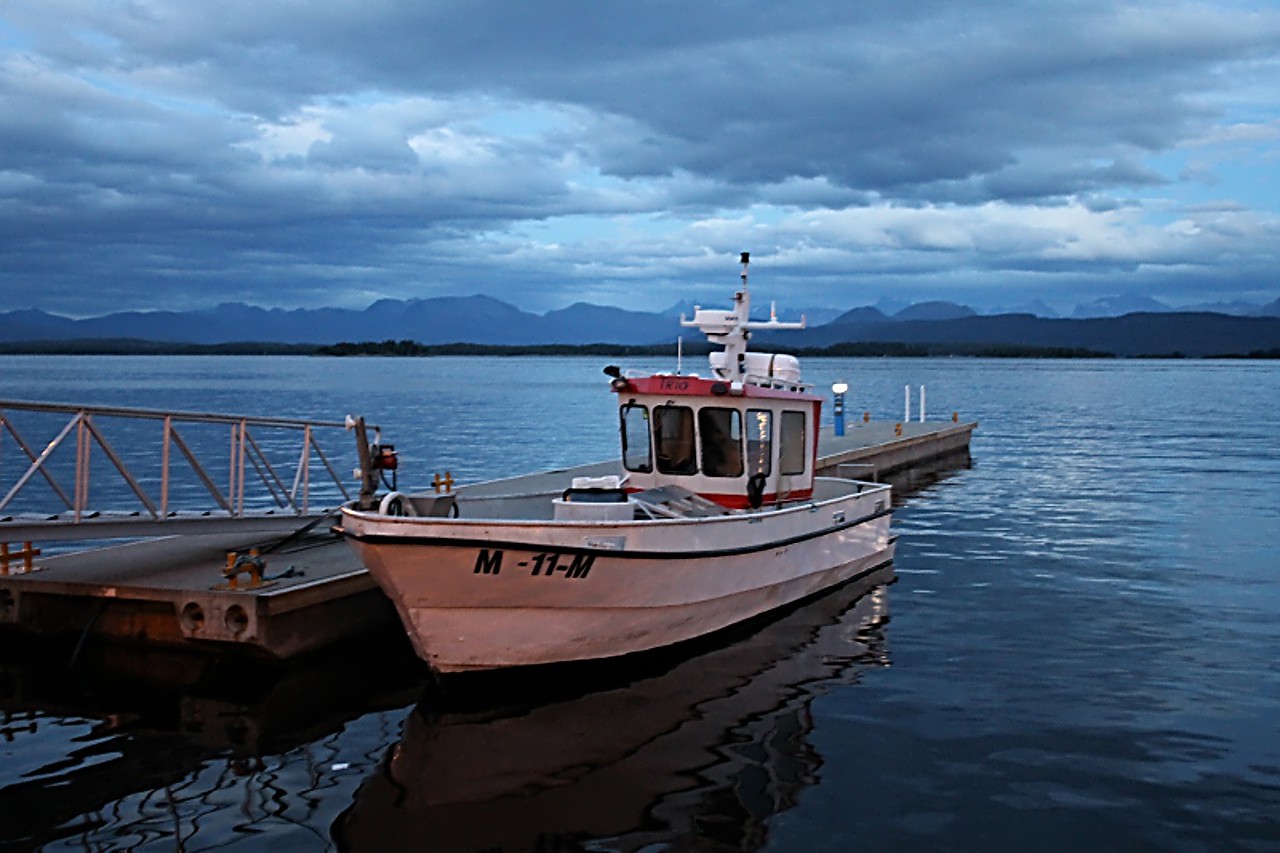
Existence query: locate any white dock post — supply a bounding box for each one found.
[920,385,926,422]
[904,384,911,423]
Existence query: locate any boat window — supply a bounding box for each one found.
[746,409,772,476]
[780,410,806,475]
[620,404,652,472]
[654,405,698,475]
[698,407,743,478]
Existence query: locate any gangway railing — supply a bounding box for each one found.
[0,400,369,542]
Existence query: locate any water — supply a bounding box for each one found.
[2,356,1279,851]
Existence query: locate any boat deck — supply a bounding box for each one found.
[0,420,974,658]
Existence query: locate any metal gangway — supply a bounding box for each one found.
[0,400,369,544]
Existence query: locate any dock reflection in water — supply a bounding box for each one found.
[0,635,428,851]
[335,565,894,852]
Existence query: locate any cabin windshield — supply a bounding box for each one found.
[780,410,807,474]
[620,403,652,472]
[698,407,743,477]
[654,405,697,474]
[746,409,772,476]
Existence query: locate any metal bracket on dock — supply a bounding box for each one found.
[1,541,42,575]
[217,548,275,591]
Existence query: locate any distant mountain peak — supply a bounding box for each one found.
[1072,294,1171,319]
[827,305,889,326]
[893,301,977,322]
[984,299,1060,318]
[1255,297,1280,318]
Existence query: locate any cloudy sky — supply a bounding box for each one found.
[2,1,1278,318]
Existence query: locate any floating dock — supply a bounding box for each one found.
[0,420,974,660]
[0,531,395,660]
[817,419,976,480]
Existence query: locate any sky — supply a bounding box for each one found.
[2,1,1279,318]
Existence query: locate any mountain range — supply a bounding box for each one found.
[2,293,1279,357]
[761,311,1280,357]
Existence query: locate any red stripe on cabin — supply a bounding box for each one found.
[618,374,822,402]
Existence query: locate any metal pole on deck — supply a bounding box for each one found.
[161,416,171,517]
[75,413,89,523]
[228,422,238,515]
[348,416,378,511]
[301,425,312,516]
[904,385,911,424]
[920,385,926,423]
[236,418,248,516]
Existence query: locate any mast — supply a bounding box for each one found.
[680,252,806,381]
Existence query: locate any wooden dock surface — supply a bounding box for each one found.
[0,420,974,659]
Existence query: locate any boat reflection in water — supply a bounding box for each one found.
[334,564,894,852]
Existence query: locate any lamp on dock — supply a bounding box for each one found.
[832,382,848,436]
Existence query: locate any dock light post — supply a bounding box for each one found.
[832,382,848,436]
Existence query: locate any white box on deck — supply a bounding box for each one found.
[552,498,635,522]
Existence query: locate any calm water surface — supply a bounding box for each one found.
[1,356,1278,851]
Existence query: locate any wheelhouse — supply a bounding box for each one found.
[613,374,821,509]
[605,251,819,510]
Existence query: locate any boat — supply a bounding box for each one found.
[336,253,895,673]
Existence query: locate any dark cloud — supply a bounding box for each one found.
[1,0,1278,317]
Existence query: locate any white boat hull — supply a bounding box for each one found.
[340,478,893,672]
